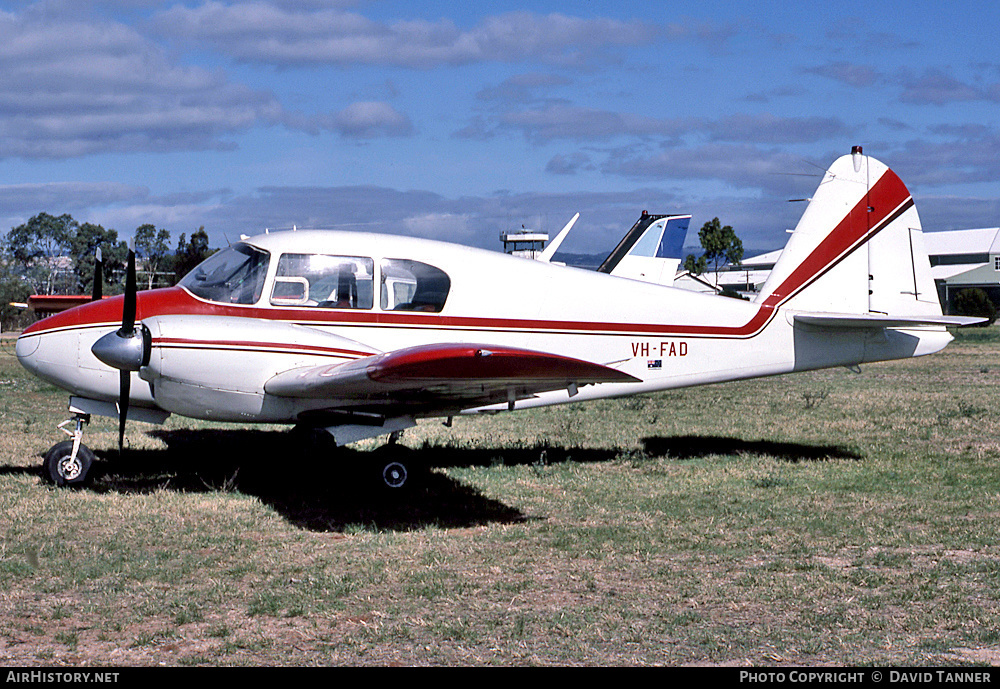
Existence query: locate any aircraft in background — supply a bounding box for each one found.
[598,212,689,285]
[16,148,981,489]
[537,210,690,286]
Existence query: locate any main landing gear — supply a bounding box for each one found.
[373,430,414,490]
[44,413,95,487]
[373,432,412,490]
[294,425,416,491]
[294,420,419,492]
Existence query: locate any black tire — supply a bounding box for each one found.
[371,444,418,490]
[380,459,409,489]
[43,440,95,487]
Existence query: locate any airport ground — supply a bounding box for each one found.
[1,327,999,666]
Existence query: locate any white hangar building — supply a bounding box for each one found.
[923,228,1000,313]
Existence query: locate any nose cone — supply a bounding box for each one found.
[15,332,40,371]
[14,328,81,393]
[91,329,147,372]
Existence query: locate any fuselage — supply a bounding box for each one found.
[15,229,952,425]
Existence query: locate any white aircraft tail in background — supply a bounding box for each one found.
[537,211,689,287]
[598,212,690,286]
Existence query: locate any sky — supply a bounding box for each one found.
[1,0,1000,259]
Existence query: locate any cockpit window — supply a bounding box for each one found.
[178,243,270,305]
[380,259,450,312]
[271,254,374,309]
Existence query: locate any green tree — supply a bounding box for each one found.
[4,213,77,293]
[683,253,707,275]
[953,288,997,326]
[174,227,214,280]
[0,273,32,331]
[70,222,128,295]
[697,217,743,288]
[134,223,172,289]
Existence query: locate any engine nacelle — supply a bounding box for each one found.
[139,315,378,422]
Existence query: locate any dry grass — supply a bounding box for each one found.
[1,330,1000,666]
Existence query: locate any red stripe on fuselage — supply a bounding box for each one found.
[22,285,773,340]
[24,170,910,343]
[152,336,370,359]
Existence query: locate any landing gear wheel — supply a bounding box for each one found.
[43,440,95,487]
[370,441,418,492]
[381,460,409,489]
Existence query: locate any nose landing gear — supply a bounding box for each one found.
[44,413,95,487]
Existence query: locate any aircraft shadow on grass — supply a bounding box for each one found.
[76,427,628,533]
[9,428,862,533]
[640,435,863,463]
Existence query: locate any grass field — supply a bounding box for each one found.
[1,328,999,666]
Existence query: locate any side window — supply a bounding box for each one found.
[380,259,450,312]
[271,254,374,309]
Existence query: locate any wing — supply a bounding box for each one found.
[264,342,639,415]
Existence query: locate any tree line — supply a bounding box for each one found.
[1,212,215,329]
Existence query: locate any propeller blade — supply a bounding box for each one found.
[117,242,137,453]
[118,370,130,453]
[91,243,147,373]
[88,241,144,455]
[121,244,136,336]
[92,247,103,302]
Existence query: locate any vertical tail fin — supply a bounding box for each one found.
[755,148,942,320]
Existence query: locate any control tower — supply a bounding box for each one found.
[500,227,549,259]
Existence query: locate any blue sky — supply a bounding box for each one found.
[1,0,999,258]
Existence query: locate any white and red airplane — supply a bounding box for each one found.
[15,148,981,488]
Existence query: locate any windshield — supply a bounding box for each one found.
[178,243,270,305]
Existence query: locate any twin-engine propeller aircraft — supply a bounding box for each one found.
[16,148,982,488]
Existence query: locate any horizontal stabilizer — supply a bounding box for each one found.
[793,312,986,329]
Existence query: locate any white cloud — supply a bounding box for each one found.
[402,212,474,241]
[332,102,414,139]
[0,11,417,159]
[897,68,993,106]
[496,104,698,143]
[0,181,151,235]
[546,152,594,175]
[707,114,850,145]
[0,14,288,158]
[804,61,883,88]
[481,106,848,147]
[0,182,148,215]
[152,3,657,68]
[602,143,816,196]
